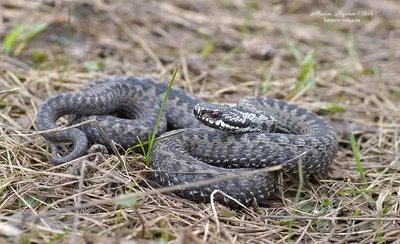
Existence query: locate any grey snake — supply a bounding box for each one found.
[36,77,338,206]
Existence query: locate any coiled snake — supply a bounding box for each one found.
[36,77,338,206]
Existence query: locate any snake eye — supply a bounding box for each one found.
[211,111,220,119]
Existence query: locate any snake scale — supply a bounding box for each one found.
[36,77,338,206]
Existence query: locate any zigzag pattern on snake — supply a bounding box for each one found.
[36,77,338,206]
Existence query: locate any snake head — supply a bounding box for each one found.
[193,102,276,133]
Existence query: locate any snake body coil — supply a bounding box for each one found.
[36,77,338,206]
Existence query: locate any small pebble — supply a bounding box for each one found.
[242,38,276,60]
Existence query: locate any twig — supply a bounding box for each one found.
[0,87,21,101]
[260,214,400,222]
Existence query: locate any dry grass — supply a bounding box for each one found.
[1,0,400,243]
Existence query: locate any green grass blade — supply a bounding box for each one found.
[346,31,355,73]
[298,50,316,87]
[281,25,302,65]
[137,136,147,158]
[288,158,304,242]
[281,25,317,99]
[200,43,214,58]
[261,66,272,95]
[128,130,185,152]
[350,132,366,184]
[145,66,179,165]
[14,22,48,56]
[347,31,355,59]
[220,46,241,64]
[3,24,26,53]
[287,50,316,98]
[23,22,48,42]
[115,197,137,208]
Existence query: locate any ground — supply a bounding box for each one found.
[1,0,400,243]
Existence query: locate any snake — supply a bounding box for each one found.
[36,76,338,206]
